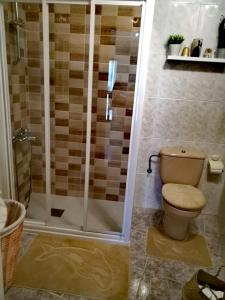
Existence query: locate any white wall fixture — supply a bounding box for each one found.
[208,155,224,174]
[167,55,225,63]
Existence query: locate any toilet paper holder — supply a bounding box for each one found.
[208,155,224,174]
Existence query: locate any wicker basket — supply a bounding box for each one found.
[0,200,26,290]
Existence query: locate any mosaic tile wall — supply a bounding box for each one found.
[49,4,89,197]
[5,3,141,203]
[48,4,141,201]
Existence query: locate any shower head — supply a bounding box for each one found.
[9,2,25,28]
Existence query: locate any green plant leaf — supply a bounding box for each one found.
[168,34,185,45]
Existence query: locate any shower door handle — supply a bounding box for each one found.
[106,60,117,121]
[106,92,113,121]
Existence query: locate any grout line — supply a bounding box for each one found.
[138,137,225,147]
[145,96,225,104]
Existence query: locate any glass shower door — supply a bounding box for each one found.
[86,3,142,234]
[48,3,90,230]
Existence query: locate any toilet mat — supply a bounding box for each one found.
[162,183,206,211]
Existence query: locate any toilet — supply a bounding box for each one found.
[160,146,207,240]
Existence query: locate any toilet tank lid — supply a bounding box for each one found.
[160,146,205,159]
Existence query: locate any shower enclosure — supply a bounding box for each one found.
[0,0,153,242]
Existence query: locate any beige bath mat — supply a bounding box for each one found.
[146,227,212,267]
[13,234,129,299]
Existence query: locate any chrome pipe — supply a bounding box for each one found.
[106,92,113,121]
[15,2,21,64]
[9,2,24,64]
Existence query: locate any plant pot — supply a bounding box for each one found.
[168,44,182,56]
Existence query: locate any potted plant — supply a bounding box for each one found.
[167,34,185,56]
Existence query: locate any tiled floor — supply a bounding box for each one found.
[5,208,225,300]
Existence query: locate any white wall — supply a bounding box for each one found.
[134,0,225,216]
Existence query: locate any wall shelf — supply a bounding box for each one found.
[167,55,225,64]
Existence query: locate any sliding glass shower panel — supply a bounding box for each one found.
[87,4,142,233]
[3,2,46,222]
[48,4,90,229]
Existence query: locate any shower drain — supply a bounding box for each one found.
[51,208,65,217]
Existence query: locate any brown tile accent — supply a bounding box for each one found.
[121,168,127,175]
[114,82,128,91]
[68,163,81,171]
[69,88,83,96]
[55,118,69,126]
[100,36,116,45]
[56,169,68,176]
[69,70,84,79]
[55,134,69,141]
[101,26,116,36]
[98,72,108,81]
[95,5,102,15]
[55,189,67,196]
[26,12,39,22]
[130,56,137,65]
[55,103,69,111]
[106,194,119,201]
[126,109,133,116]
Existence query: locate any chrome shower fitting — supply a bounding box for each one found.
[9,2,25,64]
[12,127,37,144]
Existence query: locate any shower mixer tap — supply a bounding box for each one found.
[12,128,37,144]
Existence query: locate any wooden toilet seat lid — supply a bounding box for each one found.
[162,183,206,211]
